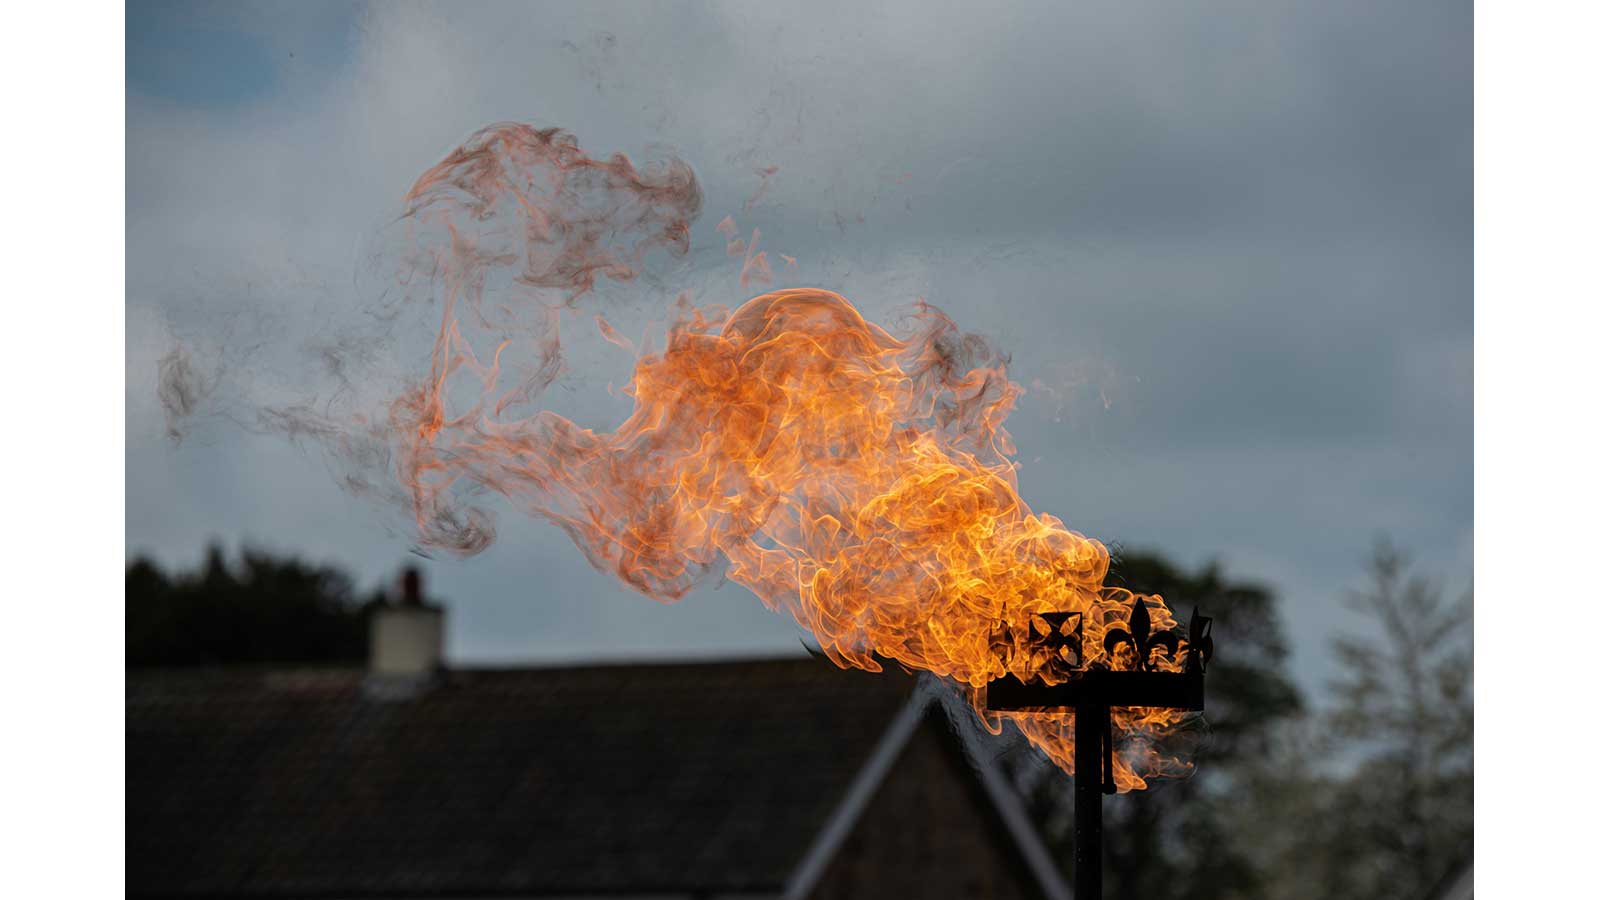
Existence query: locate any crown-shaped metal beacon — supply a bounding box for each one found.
[985,599,1213,900]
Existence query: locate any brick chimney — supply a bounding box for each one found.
[369,567,444,679]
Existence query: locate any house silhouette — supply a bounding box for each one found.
[127,598,1069,899]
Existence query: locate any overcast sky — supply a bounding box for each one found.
[125,0,1471,700]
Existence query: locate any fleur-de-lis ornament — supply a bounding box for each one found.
[1103,598,1212,672]
[1184,606,1214,673]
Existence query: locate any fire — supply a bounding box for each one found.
[178,123,1198,789]
[397,284,1193,787]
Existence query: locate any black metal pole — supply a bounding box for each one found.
[988,603,1213,900]
[1074,701,1103,900]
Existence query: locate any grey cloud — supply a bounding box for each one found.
[126,0,1470,701]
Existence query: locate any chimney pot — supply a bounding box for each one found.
[369,567,444,679]
[402,566,423,606]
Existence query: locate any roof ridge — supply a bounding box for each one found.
[127,652,860,678]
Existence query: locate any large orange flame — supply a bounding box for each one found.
[179,123,1198,789]
[396,283,1194,788]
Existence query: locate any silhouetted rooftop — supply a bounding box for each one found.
[127,656,921,898]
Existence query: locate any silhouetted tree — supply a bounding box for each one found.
[1258,540,1473,900]
[126,543,380,666]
